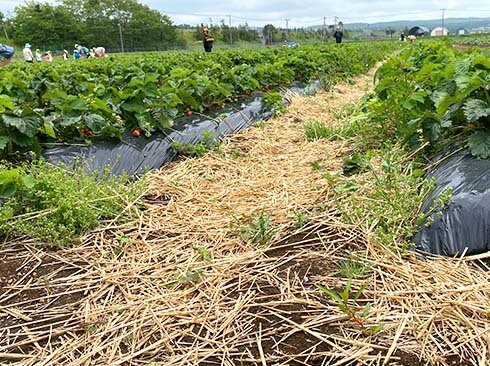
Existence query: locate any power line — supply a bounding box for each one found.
[166,8,490,27]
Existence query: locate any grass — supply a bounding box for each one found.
[337,252,371,278]
[292,209,310,229]
[327,144,431,251]
[304,120,354,141]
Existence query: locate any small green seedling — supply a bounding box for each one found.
[317,278,384,336]
[193,246,213,262]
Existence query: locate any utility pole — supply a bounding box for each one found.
[2,22,8,40]
[441,8,446,34]
[334,16,338,28]
[285,18,290,40]
[228,14,233,45]
[322,16,326,42]
[118,22,124,53]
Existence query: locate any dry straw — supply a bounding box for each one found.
[1,71,489,365]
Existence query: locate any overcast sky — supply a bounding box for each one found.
[1,0,490,27]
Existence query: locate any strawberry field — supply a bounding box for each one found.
[0,42,395,158]
[1,38,490,365]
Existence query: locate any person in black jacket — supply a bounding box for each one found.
[202,27,215,52]
[334,27,343,44]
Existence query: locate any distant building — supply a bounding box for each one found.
[471,26,490,34]
[430,27,449,36]
[408,26,430,37]
[456,27,471,35]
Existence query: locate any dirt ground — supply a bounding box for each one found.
[1,69,489,365]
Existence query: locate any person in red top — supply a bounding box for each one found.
[94,46,105,57]
[44,50,53,62]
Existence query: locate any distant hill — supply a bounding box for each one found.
[308,17,490,32]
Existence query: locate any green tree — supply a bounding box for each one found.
[61,0,179,50]
[12,2,79,49]
[237,24,258,42]
[385,27,396,39]
[62,0,134,49]
[9,0,182,52]
[0,12,12,40]
[125,5,179,50]
[263,24,276,45]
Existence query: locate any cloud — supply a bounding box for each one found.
[1,0,489,26]
[150,0,490,26]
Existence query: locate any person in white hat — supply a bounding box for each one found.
[23,43,34,63]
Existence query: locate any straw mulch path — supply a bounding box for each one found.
[1,70,490,366]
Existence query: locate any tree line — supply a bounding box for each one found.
[0,0,348,53]
[0,0,264,52]
[1,0,183,52]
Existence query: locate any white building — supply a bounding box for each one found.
[430,27,449,36]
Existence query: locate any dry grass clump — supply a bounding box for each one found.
[1,71,489,366]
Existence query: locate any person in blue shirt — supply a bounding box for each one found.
[0,44,14,66]
[35,49,42,62]
[73,49,81,59]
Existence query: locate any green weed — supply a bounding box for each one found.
[342,153,368,176]
[114,235,131,258]
[85,324,98,334]
[320,172,340,186]
[0,160,145,248]
[234,210,276,246]
[193,246,213,262]
[174,269,204,285]
[171,130,221,157]
[337,252,371,278]
[170,177,181,187]
[334,181,360,193]
[253,120,268,128]
[310,159,324,171]
[414,186,452,230]
[317,278,384,336]
[228,148,248,159]
[336,145,432,250]
[292,209,310,230]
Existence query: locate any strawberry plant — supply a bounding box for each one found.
[262,91,286,116]
[355,41,490,159]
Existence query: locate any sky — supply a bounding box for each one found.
[1,0,490,27]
